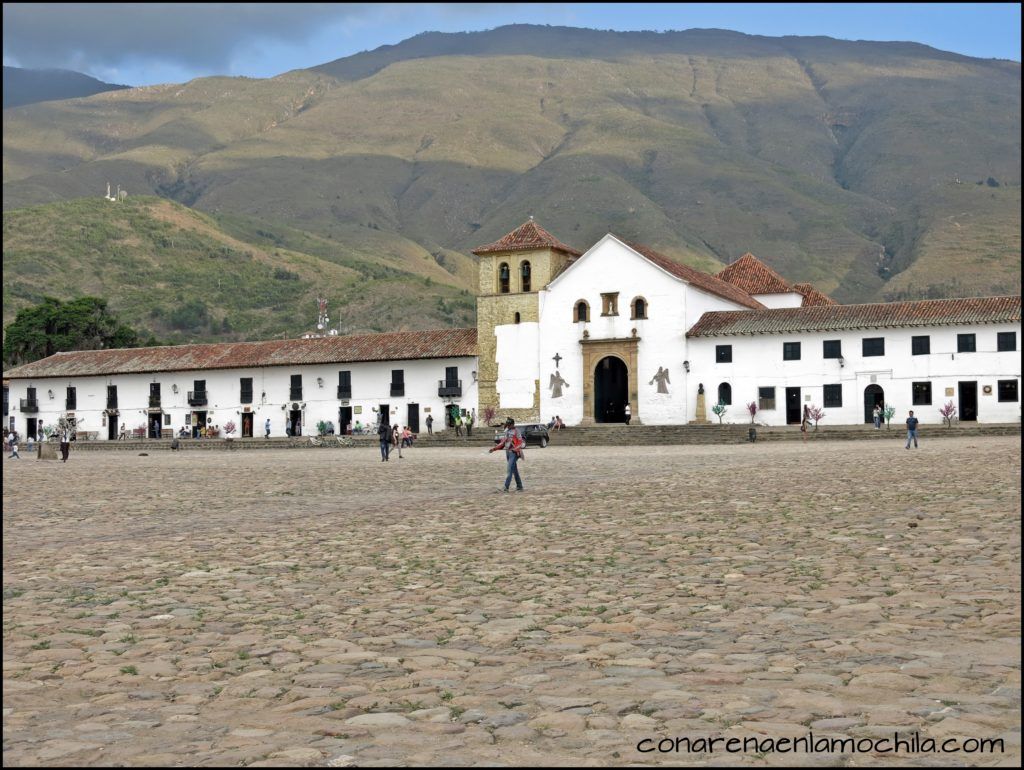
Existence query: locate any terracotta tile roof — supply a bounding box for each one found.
[473,219,582,257]
[793,282,838,307]
[4,328,478,380]
[716,253,794,295]
[623,242,765,310]
[686,296,1021,337]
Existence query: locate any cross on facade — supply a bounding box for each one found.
[553,353,562,367]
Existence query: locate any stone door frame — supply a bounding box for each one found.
[580,336,640,425]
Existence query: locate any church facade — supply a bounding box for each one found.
[4,220,1021,438]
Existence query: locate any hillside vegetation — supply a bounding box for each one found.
[2,26,1019,341]
[2,197,475,342]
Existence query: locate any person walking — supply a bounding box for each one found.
[9,433,21,460]
[489,417,525,492]
[426,413,434,435]
[392,424,403,459]
[801,404,810,442]
[59,424,71,463]
[467,410,475,437]
[905,410,920,449]
[454,412,463,437]
[872,404,881,430]
[624,402,632,425]
[378,418,391,462]
[264,418,271,438]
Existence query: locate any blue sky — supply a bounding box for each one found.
[3,3,1020,86]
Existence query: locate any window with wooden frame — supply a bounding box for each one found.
[758,386,776,410]
[574,300,589,323]
[823,384,843,407]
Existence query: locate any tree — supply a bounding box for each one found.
[3,297,143,366]
[883,404,896,429]
[939,401,957,427]
[711,401,728,424]
[807,405,825,429]
[746,402,758,423]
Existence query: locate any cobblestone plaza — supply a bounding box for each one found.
[3,437,1020,766]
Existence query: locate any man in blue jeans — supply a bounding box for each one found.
[905,410,919,449]
[489,417,524,492]
[378,419,391,462]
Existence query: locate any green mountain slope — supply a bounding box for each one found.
[2,197,475,341]
[3,25,1020,325]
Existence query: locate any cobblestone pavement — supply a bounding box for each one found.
[3,438,1020,767]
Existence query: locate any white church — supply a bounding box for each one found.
[4,219,1021,439]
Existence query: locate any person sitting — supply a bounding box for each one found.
[547,416,556,429]
[354,420,363,434]
[402,427,414,447]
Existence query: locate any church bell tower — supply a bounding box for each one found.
[472,218,582,423]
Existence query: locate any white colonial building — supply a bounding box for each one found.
[4,330,477,440]
[4,219,1020,438]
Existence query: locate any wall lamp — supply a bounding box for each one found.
[316,377,324,388]
[47,389,55,399]
[172,384,179,394]
[682,360,690,373]
[838,355,845,368]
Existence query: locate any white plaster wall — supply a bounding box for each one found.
[6,355,479,439]
[540,236,751,425]
[687,322,1021,425]
[752,292,804,309]
[494,322,539,409]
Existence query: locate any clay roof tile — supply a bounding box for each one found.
[716,253,794,295]
[472,219,582,257]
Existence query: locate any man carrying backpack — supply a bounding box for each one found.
[489,417,525,492]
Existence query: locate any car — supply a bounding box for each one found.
[493,423,550,448]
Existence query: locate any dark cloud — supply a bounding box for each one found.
[2,3,500,75]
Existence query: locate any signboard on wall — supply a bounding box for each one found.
[945,387,955,397]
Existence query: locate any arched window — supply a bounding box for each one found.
[574,300,589,323]
[717,382,732,406]
[514,312,521,324]
[498,262,510,293]
[631,296,647,319]
[520,261,532,292]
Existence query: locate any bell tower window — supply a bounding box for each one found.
[498,262,510,293]
[520,261,532,292]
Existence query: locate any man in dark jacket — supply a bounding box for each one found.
[378,418,391,462]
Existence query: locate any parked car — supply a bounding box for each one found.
[493,423,550,448]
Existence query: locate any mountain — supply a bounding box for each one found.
[2,66,129,109]
[2,25,1019,339]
